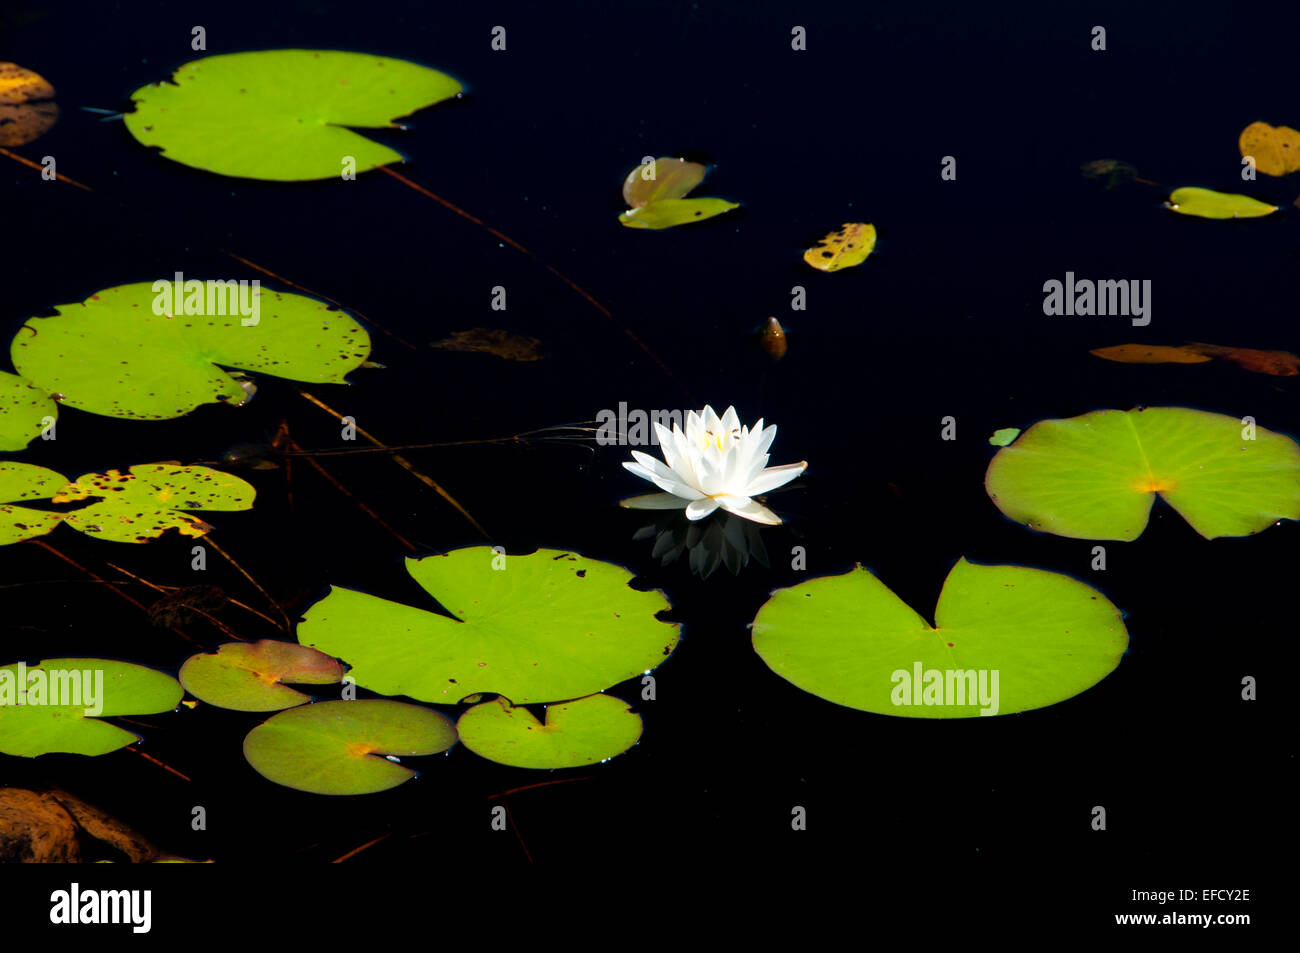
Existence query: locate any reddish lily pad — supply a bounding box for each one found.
[179,640,347,712]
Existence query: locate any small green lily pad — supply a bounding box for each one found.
[179,640,347,712]
[124,50,462,181]
[0,371,56,451]
[242,700,457,795]
[986,407,1300,540]
[0,658,184,756]
[457,693,642,769]
[989,427,1021,447]
[297,547,678,705]
[12,282,370,420]
[1165,187,1279,219]
[54,464,256,543]
[752,559,1128,718]
[0,461,67,546]
[618,197,740,230]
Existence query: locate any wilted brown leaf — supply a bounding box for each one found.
[1185,342,1300,376]
[1090,344,1212,365]
[0,788,156,862]
[431,329,546,362]
[0,62,58,146]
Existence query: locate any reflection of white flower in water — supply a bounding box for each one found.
[633,510,771,578]
[621,405,807,525]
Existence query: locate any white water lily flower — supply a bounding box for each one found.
[621,405,807,525]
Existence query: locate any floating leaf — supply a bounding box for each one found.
[1165,187,1278,219]
[179,640,346,712]
[803,223,876,272]
[53,464,255,543]
[0,62,58,146]
[297,547,678,705]
[0,658,183,757]
[0,371,57,451]
[988,427,1021,447]
[11,282,370,420]
[1184,342,1300,377]
[0,461,68,545]
[986,407,1300,541]
[1080,158,1141,189]
[1090,344,1213,365]
[242,700,456,795]
[1238,121,1300,177]
[457,693,641,768]
[124,50,461,181]
[622,157,706,208]
[430,328,546,361]
[752,559,1127,718]
[618,197,739,230]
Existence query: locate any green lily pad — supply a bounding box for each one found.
[0,371,56,451]
[179,640,347,712]
[1165,187,1278,219]
[752,559,1128,718]
[297,547,678,705]
[124,50,462,181]
[0,461,67,545]
[0,658,183,756]
[988,427,1021,447]
[54,464,255,543]
[618,197,740,230]
[985,407,1300,540]
[622,157,707,208]
[12,282,370,420]
[457,693,642,769]
[242,700,457,795]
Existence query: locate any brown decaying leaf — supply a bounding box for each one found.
[1091,342,1300,376]
[1238,121,1300,177]
[431,328,546,362]
[0,62,58,147]
[0,788,156,862]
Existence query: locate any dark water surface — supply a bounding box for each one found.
[1,0,1294,926]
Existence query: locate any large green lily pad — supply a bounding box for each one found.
[986,407,1300,540]
[457,693,642,769]
[124,50,461,181]
[0,371,56,451]
[0,658,183,756]
[752,559,1128,718]
[179,640,347,712]
[12,282,370,420]
[54,464,255,543]
[0,461,67,545]
[297,547,678,705]
[242,700,457,795]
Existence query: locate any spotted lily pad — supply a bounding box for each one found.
[803,223,876,272]
[618,197,740,230]
[752,559,1128,718]
[242,700,457,795]
[985,407,1300,540]
[11,282,370,420]
[0,658,183,757]
[179,641,347,712]
[0,371,56,451]
[457,693,642,769]
[297,547,678,705]
[124,50,462,181]
[0,461,67,545]
[53,464,255,543]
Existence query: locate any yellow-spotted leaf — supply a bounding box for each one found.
[457,693,642,769]
[1165,187,1278,219]
[0,461,68,546]
[803,223,876,271]
[1238,121,1300,177]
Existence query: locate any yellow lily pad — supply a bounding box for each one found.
[803,223,876,272]
[1165,187,1278,220]
[1238,121,1300,177]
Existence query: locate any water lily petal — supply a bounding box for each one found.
[685,497,721,520]
[622,460,705,499]
[743,461,807,495]
[716,495,782,525]
[619,492,691,510]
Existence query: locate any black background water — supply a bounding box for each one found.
[1,0,1294,924]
